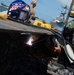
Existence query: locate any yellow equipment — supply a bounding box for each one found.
[33,20,51,29]
[0,13,7,19]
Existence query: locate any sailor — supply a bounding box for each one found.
[28,0,36,22]
[46,36,61,56]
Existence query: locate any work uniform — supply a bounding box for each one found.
[28,0,36,22]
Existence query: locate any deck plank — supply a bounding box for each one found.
[0,19,53,35]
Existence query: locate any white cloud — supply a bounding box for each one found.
[57,0,72,6]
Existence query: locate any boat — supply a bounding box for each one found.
[50,6,67,34]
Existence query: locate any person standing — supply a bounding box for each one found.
[28,0,36,22]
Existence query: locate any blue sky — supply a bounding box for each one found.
[0,0,72,23]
